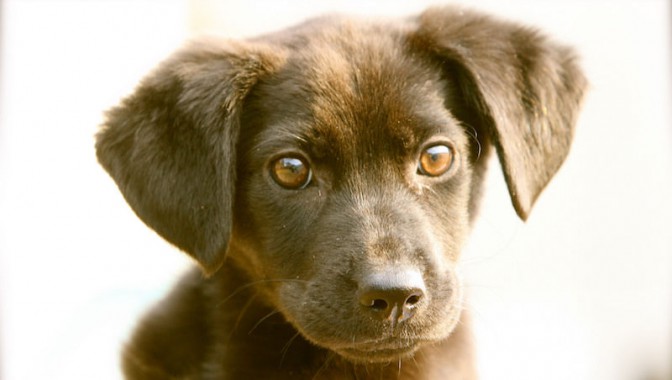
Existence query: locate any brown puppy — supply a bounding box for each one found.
[97,6,586,379]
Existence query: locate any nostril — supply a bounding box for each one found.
[358,268,427,324]
[405,292,422,306]
[359,292,391,310]
[370,298,388,311]
[358,287,425,317]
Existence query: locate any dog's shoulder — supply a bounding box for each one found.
[121,267,327,379]
[122,269,210,378]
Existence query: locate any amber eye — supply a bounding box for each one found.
[417,144,454,177]
[270,156,312,189]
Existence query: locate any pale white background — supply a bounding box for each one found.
[1,1,670,379]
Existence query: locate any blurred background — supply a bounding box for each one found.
[0,0,670,379]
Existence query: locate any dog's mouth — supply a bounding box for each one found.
[333,338,428,363]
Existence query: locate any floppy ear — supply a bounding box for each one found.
[411,6,587,220]
[96,40,282,275]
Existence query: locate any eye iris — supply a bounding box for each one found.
[419,145,453,176]
[272,157,311,189]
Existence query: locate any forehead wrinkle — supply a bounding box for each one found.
[254,26,463,176]
[298,44,426,165]
[251,122,312,157]
[301,47,359,154]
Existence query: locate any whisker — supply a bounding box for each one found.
[312,351,336,380]
[214,278,309,308]
[279,331,303,366]
[248,309,281,335]
[410,352,419,367]
[226,293,258,341]
[461,122,482,160]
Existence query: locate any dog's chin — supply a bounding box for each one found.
[336,347,418,364]
[331,340,424,364]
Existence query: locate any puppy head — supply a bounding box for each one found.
[97,7,585,363]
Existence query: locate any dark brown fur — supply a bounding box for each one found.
[96,6,586,379]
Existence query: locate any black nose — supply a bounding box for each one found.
[358,269,426,328]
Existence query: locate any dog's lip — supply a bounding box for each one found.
[337,345,418,362]
[334,338,427,362]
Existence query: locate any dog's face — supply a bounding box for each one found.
[96,7,586,364]
[233,31,474,361]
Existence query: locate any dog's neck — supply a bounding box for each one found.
[201,263,477,379]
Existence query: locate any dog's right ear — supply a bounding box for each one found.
[96,40,282,275]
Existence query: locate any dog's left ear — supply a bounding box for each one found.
[96,40,282,275]
[410,6,587,220]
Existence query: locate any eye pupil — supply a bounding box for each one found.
[418,144,454,177]
[271,157,311,189]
